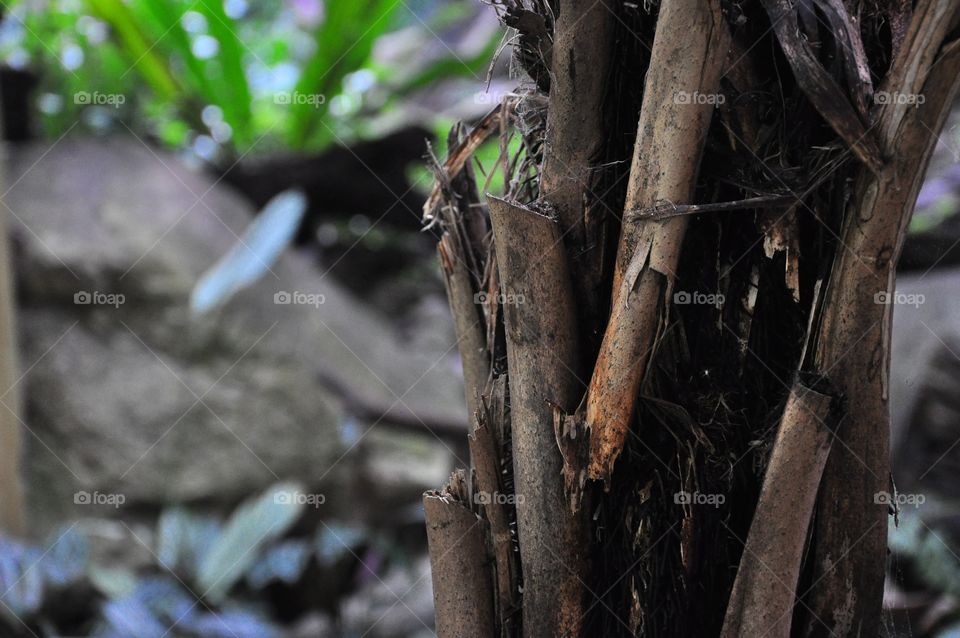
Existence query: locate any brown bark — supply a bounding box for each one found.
[585,0,730,484]
[804,4,960,633]
[470,381,519,631]
[720,380,835,638]
[537,0,614,339]
[424,479,497,638]
[422,0,960,635]
[435,121,493,427]
[487,195,587,638]
[439,232,489,421]
[423,105,503,227]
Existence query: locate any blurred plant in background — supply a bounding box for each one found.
[0,484,405,637]
[886,512,960,637]
[1,0,498,159]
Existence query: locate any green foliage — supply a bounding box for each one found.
[287,0,396,148]
[3,0,497,155]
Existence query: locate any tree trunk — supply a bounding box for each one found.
[0,78,25,535]
[423,1,960,636]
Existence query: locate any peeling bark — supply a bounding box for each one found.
[439,233,489,421]
[422,0,960,635]
[471,383,519,631]
[424,104,504,227]
[759,0,883,172]
[585,0,730,484]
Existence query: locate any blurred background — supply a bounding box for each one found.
[0,0,960,636]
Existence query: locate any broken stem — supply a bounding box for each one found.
[424,478,496,638]
[585,0,730,484]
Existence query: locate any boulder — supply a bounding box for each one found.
[2,137,464,534]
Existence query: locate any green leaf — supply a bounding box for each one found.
[84,0,180,100]
[138,0,216,106]
[287,0,402,148]
[195,0,253,144]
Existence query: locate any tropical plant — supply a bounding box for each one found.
[1,0,497,156]
[422,0,960,636]
[0,483,372,637]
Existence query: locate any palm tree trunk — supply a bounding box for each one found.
[424,1,960,636]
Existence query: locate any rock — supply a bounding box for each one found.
[2,137,464,534]
[890,266,960,497]
[340,554,434,637]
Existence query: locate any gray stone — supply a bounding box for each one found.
[2,137,464,533]
[340,555,434,637]
[890,266,960,496]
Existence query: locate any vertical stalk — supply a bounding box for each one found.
[806,23,960,634]
[424,482,497,638]
[585,0,729,483]
[537,0,614,342]
[487,195,587,637]
[0,87,24,534]
[721,380,835,638]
